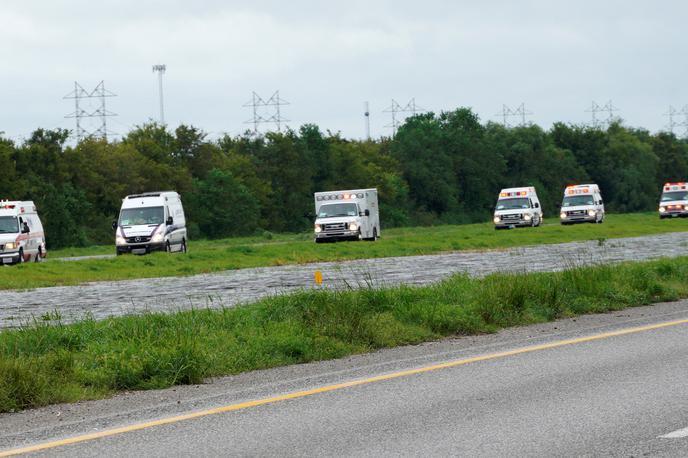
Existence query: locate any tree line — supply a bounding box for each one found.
[1,107,686,248]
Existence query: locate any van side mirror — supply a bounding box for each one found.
[534,202,540,208]
[166,216,173,226]
[364,209,370,216]
[112,221,117,230]
[22,223,30,234]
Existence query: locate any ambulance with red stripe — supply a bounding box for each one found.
[0,201,46,264]
[493,187,543,229]
[659,182,688,218]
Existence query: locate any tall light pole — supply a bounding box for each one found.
[152,64,166,125]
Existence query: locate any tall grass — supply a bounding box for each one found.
[1,256,688,413]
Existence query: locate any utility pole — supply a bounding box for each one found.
[383,98,424,137]
[586,100,618,128]
[664,106,679,134]
[364,101,370,140]
[496,103,532,127]
[242,91,289,133]
[152,64,166,124]
[64,80,116,142]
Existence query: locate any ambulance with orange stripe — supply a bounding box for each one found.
[659,182,688,218]
[0,201,46,264]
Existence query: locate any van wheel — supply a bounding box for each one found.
[18,249,24,264]
[373,227,378,240]
[181,239,187,253]
[34,249,43,263]
[165,242,171,253]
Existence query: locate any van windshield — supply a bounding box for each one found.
[318,203,358,218]
[496,198,530,210]
[562,195,595,207]
[661,191,688,202]
[119,206,164,226]
[0,216,19,234]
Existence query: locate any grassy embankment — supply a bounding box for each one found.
[2,212,685,290]
[2,256,688,413]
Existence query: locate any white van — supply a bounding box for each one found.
[114,191,187,255]
[0,201,46,264]
[658,182,688,218]
[560,184,605,224]
[493,187,543,229]
[314,189,380,243]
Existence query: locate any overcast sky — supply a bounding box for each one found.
[2,0,686,142]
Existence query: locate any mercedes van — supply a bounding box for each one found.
[114,191,187,255]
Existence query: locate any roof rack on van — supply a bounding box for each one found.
[125,191,176,199]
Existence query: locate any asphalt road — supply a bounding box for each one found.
[2,232,688,328]
[2,300,688,457]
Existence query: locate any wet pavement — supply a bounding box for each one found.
[1,232,687,328]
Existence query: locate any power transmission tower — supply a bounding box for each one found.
[243,91,289,133]
[152,64,166,124]
[586,100,619,128]
[496,103,532,127]
[64,81,117,142]
[364,101,370,140]
[664,106,680,134]
[383,98,424,136]
[680,105,688,138]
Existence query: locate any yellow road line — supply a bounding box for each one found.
[2,317,687,457]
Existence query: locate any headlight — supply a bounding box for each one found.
[349,223,358,231]
[493,216,500,224]
[116,236,126,246]
[659,206,666,213]
[524,214,532,221]
[151,233,164,243]
[588,209,596,217]
[4,242,15,250]
[560,212,567,219]
[314,224,322,233]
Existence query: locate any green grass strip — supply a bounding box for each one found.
[4,212,688,290]
[2,256,688,413]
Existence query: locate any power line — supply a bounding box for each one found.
[242,91,289,134]
[586,100,619,128]
[496,103,533,127]
[64,81,117,142]
[664,106,680,134]
[383,98,424,136]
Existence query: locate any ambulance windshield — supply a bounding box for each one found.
[119,206,164,226]
[318,203,358,218]
[496,198,530,210]
[0,216,19,234]
[562,195,595,207]
[660,191,688,202]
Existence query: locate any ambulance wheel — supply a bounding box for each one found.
[373,227,378,240]
[18,249,24,264]
[34,249,43,263]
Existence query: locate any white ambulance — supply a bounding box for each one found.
[559,184,605,224]
[0,201,47,264]
[658,182,688,218]
[314,189,380,243]
[113,191,187,255]
[493,187,543,229]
